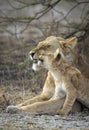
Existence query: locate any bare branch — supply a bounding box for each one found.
[59,1,89,22]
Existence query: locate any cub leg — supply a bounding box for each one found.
[17,72,55,107]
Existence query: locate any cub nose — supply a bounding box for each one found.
[29,51,35,58]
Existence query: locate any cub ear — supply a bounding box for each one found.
[60,37,77,49]
[54,49,63,61]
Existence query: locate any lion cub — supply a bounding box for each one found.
[38,48,89,115]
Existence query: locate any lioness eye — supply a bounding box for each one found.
[41,45,50,50]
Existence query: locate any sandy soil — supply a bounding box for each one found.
[0,85,89,130]
[0,110,89,130]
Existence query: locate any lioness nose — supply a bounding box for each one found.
[29,51,35,58]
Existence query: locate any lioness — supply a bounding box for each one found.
[30,48,89,115]
[7,36,89,114]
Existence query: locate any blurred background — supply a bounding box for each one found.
[0,0,89,106]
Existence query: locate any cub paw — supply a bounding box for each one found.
[6,105,21,114]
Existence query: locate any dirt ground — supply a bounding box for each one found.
[0,110,89,130]
[0,85,89,130]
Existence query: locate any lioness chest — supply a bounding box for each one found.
[51,72,67,99]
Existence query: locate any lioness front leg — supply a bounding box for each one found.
[16,94,51,107]
[17,72,55,107]
[59,85,77,115]
[19,98,65,114]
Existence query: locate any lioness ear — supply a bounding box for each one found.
[60,37,77,49]
[54,49,64,61]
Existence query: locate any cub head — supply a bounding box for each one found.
[29,36,77,71]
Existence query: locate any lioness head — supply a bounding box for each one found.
[29,36,77,71]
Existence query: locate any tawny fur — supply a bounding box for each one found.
[37,50,89,114]
[6,36,89,114]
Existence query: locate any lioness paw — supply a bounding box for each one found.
[6,105,21,114]
[59,109,69,115]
